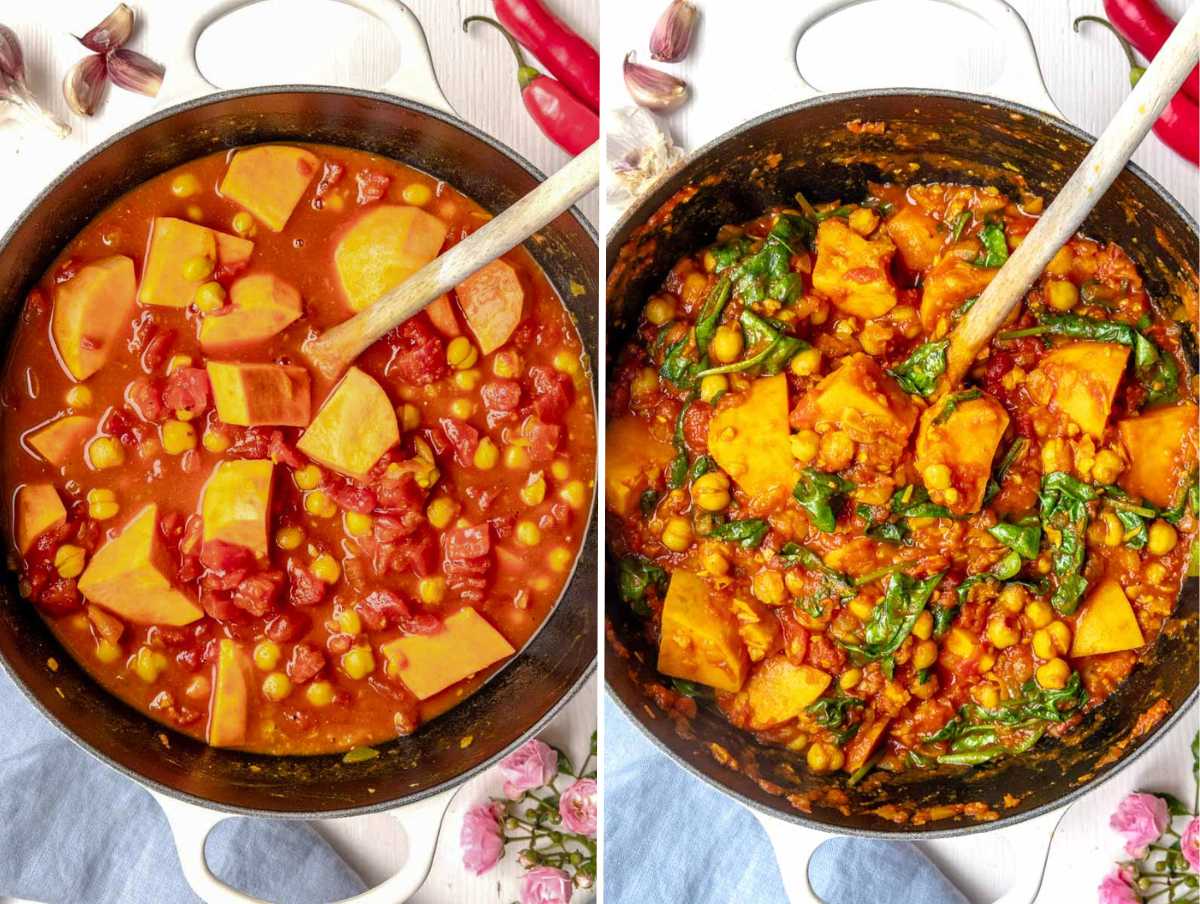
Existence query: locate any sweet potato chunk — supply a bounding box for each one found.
[790,354,917,454]
[886,205,943,272]
[296,366,398,478]
[920,253,997,333]
[26,415,97,467]
[334,205,448,312]
[845,717,890,772]
[199,273,302,354]
[708,374,794,500]
[914,391,1010,515]
[52,255,136,380]
[381,608,515,700]
[77,504,204,626]
[139,218,255,308]
[456,259,524,354]
[1071,580,1145,657]
[605,415,676,516]
[731,595,782,663]
[207,362,311,427]
[812,219,898,319]
[201,459,273,561]
[742,655,830,730]
[219,145,319,232]
[1118,402,1199,508]
[657,570,748,693]
[425,294,462,337]
[207,638,250,747]
[15,484,66,555]
[1037,341,1129,439]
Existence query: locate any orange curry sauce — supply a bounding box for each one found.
[2,143,595,755]
[608,182,1197,779]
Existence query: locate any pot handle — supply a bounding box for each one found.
[790,0,1065,119]
[152,786,457,903]
[155,0,454,115]
[751,805,1065,904]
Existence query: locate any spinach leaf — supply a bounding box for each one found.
[666,403,693,490]
[814,205,856,222]
[984,437,1028,505]
[1115,510,1148,549]
[711,238,751,272]
[890,484,955,520]
[806,693,864,729]
[867,520,910,544]
[992,550,1022,580]
[696,309,807,379]
[671,678,711,699]
[933,388,982,424]
[778,542,853,614]
[688,455,715,483]
[660,333,700,389]
[948,210,972,242]
[987,517,1042,560]
[693,271,733,359]
[888,340,949,398]
[707,518,769,549]
[734,214,813,303]
[639,490,660,517]
[841,572,945,664]
[975,221,1009,268]
[932,603,960,637]
[618,556,668,616]
[1039,472,1098,615]
[793,468,856,532]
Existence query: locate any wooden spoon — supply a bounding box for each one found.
[939,3,1200,396]
[304,141,600,380]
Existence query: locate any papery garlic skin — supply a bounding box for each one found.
[623,52,688,112]
[606,106,685,207]
[77,4,134,54]
[107,49,163,97]
[64,54,107,116]
[0,23,70,137]
[650,0,698,63]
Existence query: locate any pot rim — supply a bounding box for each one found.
[0,83,598,819]
[603,85,1199,839]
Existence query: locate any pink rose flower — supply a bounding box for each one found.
[1183,817,1200,872]
[500,739,559,799]
[460,802,504,875]
[1098,865,1139,904]
[520,866,573,904]
[1110,792,1170,858]
[559,778,597,836]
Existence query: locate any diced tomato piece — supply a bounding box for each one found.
[527,365,573,423]
[375,470,425,514]
[141,327,176,373]
[807,633,846,673]
[525,419,561,464]
[101,408,139,445]
[36,577,82,617]
[445,524,490,559]
[481,380,521,412]
[266,610,311,643]
[327,480,377,514]
[682,402,712,455]
[200,539,257,576]
[198,588,245,623]
[401,530,438,578]
[439,418,480,466]
[287,643,326,683]
[288,564,327,607]
[777,608,810,665]
[267,430,307,469]
[163,367,210,416]
[232,571,284,617]
[386,315,448,386]
[355,169,391,205]
[128,377,167,422]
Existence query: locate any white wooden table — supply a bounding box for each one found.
[0,1,597,902]
[601,1,1198,902]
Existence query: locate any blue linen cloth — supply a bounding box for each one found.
[604,695,970,904]
[0,668,366,904]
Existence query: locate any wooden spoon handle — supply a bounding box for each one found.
[940,2,1200,394]
[305,141,600,379]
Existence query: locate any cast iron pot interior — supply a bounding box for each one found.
[606,89,1199,837]
[0,86,598,816]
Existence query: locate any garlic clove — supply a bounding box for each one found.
[63,53,107,116]
[107,48,163,97]
[0,24,25,82]
[650,0,699,63]
[623,52,688,112]
[77,3,134,54]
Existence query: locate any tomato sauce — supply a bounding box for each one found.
[1,143,595,755]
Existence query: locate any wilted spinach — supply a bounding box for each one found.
[890,484,956,521]
[984,437,1028,504]
[975,221,1009,268]
[693,271,733,359]
[933,388,983,425]
[888,340,949,398]
[841,572,945,667]
[1039,472,1098,615]
[696,309,807,379]
[707,518,769,549]
[618,556,668,616]
[793,469,856,532]
[987,517,1042,560]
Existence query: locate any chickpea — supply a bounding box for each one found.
[710,325,743,364]
[1036,657,1071,690]
[1091,449,1124,485]
[789,347,822,377]
[998,584,1027,614]
[973,682,1001,709]
[752,570,786,606]
[923,463,951,492]
[848,207,879,236]
[1148,520,1178,557]
[1045,279,1079,311]
[1041,438,1071,474]
[1025,599,1054,628]
[692,472,731,512]
[516,521,542,547]
[790,429,820,463]
[839,668,863,690]
[341,646,376,680]
[701,544,729,576]
[446,337,479,370]
[806,741,845,774]
[912,640,938,670]
[254,641,282,671]
[631,367,659,399]
[986,617,1019,649]
[1045,245,1073,277]
[820,431,855,470]
[262,672,292,701]
[1144,561,1168,586]
[644,295,677,325]
[306,681,335,706]
[661,517,693,552]
[699,374,728,404]
[912,611,934,640]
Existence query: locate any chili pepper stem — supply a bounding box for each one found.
[463,16,543,90]
[1076,15,1147,85]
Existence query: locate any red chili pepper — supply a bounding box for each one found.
[492,0,600,112]
[464,16,598,156]
[1103,0,1199,102]
[1076,15,1199,166]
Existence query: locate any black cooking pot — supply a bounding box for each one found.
[605,87,1198,849]
[0,74,597,904]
